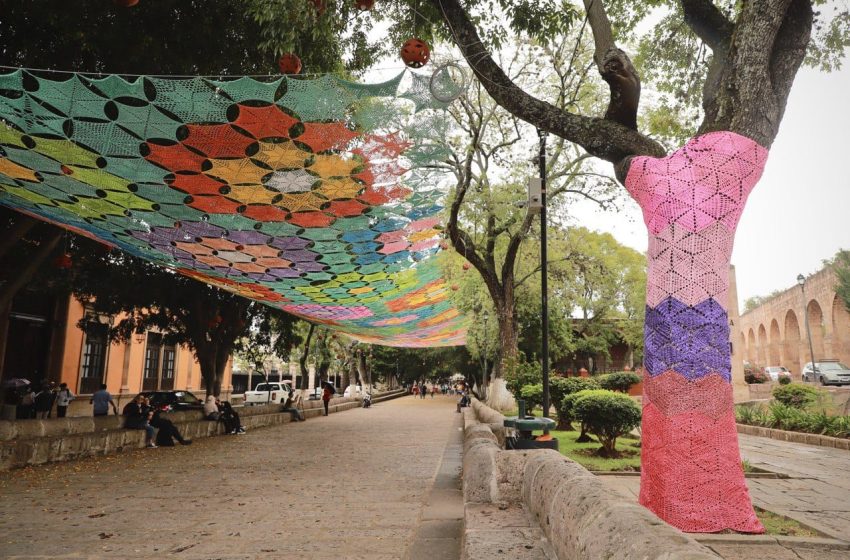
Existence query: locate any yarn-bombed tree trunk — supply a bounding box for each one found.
[625,131,767,533]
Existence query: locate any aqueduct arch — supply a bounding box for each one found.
[807,300,826,359]
[769,319,781,365]
[757,324,768,365]
[747,329,757,364]
[832,295,850,360]
[784,310,801,375]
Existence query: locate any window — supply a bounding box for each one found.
[142,333,178,391]
[80,322,109,394]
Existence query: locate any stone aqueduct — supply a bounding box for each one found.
[733,266,850,379]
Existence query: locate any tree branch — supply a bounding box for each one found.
[429,0,665,163]
[680,0,734,51]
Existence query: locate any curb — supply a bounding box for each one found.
[737,423,850,450]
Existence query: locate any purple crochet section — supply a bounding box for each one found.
[644,297,731,381]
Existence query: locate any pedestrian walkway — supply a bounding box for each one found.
[0,395,463,559]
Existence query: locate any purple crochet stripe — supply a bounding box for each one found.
[644,297,731,381]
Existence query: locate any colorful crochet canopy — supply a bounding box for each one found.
[0,69,466,347]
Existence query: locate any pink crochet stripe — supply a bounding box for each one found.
[625,131,768,235]
[640,402,764,533]
[643,371,732,419]
[646,222,735,308]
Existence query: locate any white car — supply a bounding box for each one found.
[244,382,294,406]
[762,366,791,382]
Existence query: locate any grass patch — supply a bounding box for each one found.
[755,507,821,537]
[550,430,641,472]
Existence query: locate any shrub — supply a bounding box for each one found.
[772,383,819,409]
[778,375,792,385]
[572,389,642,457]
[745,370,769,384]
[519,383,544,412]
[598,372,642,393]
[553,377,601,430]
[506,361,540,399]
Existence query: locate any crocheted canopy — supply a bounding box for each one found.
[0,69,466,347]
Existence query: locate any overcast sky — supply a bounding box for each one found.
[570,62,850,307]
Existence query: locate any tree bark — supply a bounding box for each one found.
[299,323,315,390]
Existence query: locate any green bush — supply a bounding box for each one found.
[772,383,819,409]
[554,377,601,430]
[597,372,642,393]
[572,389,642,457]
[506,361,540,399]
[520,383,544,412]
[778,375,792,385]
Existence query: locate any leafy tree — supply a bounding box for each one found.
[597,372,642,393]
[743,290,784,313]
[834,250,850,314]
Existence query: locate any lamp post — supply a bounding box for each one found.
[529,129,551,419]
[797,273,817,383]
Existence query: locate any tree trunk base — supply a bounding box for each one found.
[485,378,516,412]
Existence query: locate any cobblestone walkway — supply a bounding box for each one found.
[0,395,462,559]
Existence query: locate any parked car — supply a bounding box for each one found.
[244,382,294,406]
[137,390,204,412]
[762,366,791,382]
[802,360,850,386]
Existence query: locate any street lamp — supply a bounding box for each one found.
[529,130,550,419]
[797,274,817,382]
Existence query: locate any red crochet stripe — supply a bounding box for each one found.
[639,403,764,533]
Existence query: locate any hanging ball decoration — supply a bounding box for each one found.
[451,284,459,291]
[354,0,375,10]
[113,0,140,6]
[278,53,303,75]
[400,38,431,68]
[53,253,73,269]
[439,240,449,250]
[462,262,471,271]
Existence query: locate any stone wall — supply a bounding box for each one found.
[461,399,721,560]
[0,390,405,471]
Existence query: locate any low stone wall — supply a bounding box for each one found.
[462,398,721,560]
[0,395,364,471]
[737,423,850,450]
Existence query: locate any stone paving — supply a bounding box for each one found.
[0,395,462,560]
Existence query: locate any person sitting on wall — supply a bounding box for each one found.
[217,397,245,435]
[456,392,471,413]
[123,395,157,448]
[145,397,192,446]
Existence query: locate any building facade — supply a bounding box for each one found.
[733,266,850,381]
[0,291,233,414]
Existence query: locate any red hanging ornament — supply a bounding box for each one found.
[400,38,430,68]
[278,53,303,74]
[354,0,375,10]
[450,284,459,292]
[439,240,449,250]
[462,262,471,271]
[53,253,73,269]
[113,0,140,6]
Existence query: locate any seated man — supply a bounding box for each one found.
[456,392,471,413]
[146,397,192,447]
[123,395,156,448]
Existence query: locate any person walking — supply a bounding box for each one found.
[321,381,332,416]
[55,383,74,418]
[90,384,118,416]
[430,385,436,399]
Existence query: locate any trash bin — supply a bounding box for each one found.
[504,400,559,451]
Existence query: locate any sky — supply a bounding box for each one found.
[567,62,850,308]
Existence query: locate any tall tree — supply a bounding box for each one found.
[427,0,847,534]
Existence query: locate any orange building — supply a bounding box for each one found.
[0,290,232,413]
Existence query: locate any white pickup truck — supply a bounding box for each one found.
[244,382,294,406]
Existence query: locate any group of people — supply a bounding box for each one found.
[122,394,193,448]
[13,382,76,419]
[204,395,245,435]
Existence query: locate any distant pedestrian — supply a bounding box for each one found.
[18,387,35,419]
[34,383,55,419]
[419,383,426,399]
[430,385,436,399]
[322,382,332,416]
[55,383,75,418]
[91,384,118,416]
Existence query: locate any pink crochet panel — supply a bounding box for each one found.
[626,131,768,533]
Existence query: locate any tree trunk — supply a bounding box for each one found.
[197,347,218,397]
[299,324,315,391]
[486,305,518,410]
[629,131,766,533]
